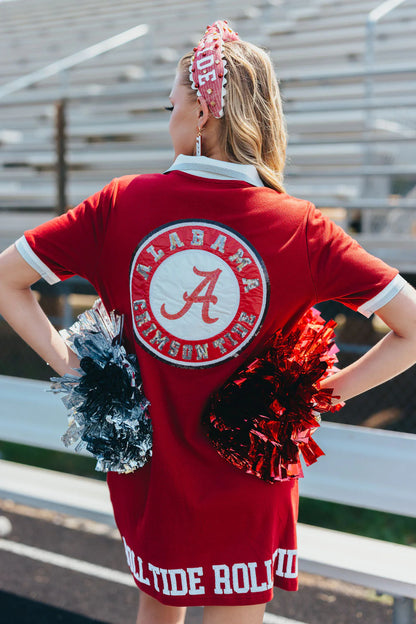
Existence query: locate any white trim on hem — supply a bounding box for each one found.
[357,274,406,318]
[15,236,61,285]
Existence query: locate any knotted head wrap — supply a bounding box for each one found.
[189,20,240,119]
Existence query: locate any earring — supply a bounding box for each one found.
[196,128,202,157]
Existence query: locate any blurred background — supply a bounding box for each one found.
[0,0,416,548]
[1,0,416,432]
[0,7,416,624]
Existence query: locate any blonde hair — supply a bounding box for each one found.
[179,40,287,192]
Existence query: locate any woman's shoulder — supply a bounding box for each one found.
[111,172,167,190]
[245,186,314,220]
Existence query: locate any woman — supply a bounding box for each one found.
[1,21,416,624]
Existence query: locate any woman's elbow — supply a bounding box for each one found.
[376,282,416,341]
[0,245,41,290]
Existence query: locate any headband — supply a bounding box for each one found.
[189,20,240,119]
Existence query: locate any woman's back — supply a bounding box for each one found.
[1,19,413,623]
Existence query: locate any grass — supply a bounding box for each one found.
[298,497,416,547]
[0,440,106,481]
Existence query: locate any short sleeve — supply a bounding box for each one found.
[306,204,406,317]
[15,179,118,284]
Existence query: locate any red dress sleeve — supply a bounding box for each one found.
[15,179,118,284]
[306,204,405,316]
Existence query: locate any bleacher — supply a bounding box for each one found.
[1,0,416,270]
[1,6,416,621]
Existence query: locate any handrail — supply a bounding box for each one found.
[364,0,411,112]
[0,23,149,101]
[362,0,411,216]
[365,0,411,68]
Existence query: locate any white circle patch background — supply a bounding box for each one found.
[149,249,240,341]
[130,220,269,367]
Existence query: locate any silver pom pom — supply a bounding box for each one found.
[51,299,152,473]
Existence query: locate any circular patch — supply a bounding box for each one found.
[130,220,269,367]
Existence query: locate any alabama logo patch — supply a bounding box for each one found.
[130,220,269,367]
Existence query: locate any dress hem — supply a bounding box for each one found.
[131,575,298,607]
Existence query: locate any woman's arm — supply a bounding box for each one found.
[320,281,416,403]
[0,245,80,376]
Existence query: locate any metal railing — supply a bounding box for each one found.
[0,10,415,241]
[0,23,149,101]
[365,0,411,69]
[0,22,149,212]
[363,0,413,213]
[0,23,149,328]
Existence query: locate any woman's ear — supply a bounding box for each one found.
[197,97,210,129]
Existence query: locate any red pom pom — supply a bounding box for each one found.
[203,307,343,483]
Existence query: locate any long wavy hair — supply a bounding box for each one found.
[179,39,287,192]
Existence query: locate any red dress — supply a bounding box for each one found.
[16,155,403,606]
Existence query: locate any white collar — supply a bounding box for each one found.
[164,154,264,187]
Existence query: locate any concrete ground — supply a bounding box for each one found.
[0,499,403,624]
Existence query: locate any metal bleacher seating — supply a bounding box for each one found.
[1,5,416,622]
[0,0,416,271]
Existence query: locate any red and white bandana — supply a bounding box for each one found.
[189,20,240,119]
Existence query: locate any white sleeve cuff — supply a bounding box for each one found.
[15,236,61,285]
[357,274,407,318]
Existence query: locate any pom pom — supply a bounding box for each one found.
[203,307,343,483]
[50,299,151,473]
